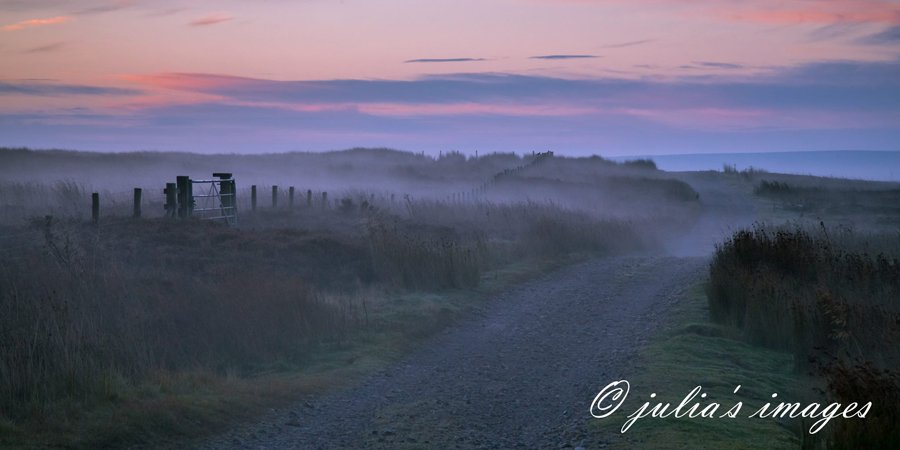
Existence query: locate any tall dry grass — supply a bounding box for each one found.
[0,191,648,427]
[0,180,167,226]
[0,219,364,420]
[707,223,900,448]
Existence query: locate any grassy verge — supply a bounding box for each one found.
[604,284,803,450]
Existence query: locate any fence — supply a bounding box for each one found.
[2,154,556,227]
[444,150,553,203]
[75,180,340,226]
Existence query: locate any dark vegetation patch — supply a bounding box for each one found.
[754,179,900,218]
[707,224,900,448]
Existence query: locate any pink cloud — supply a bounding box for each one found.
[179,100,602,117]
[189,13,233,27]
[535,0,900,25]
[2,16,71,32]
[358,102,601,117]
[725,4,900,25]
[123,73,253,91]
[124,74,604,117]
[116,67,900,134]
[117,73,247,111]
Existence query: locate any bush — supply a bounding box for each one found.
[754,180,795,196]
[622,158,657,170]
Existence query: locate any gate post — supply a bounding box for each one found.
[164,183,177,217]
[91,192,99,225]
[133,188,142,218]
[176,175,192,218]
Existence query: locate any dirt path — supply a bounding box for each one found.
[198,256,707,449]
[665,172,759,256]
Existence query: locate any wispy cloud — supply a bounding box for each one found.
[537,0,900,25]
[189,13,233,27]
[22,42,66,54]
[858,25,900,44]
[807,22,864,41]
[124,60,900,120]
[530,54,598,60]
[404,58,486,63]
[74,1,134,16]
[7,60,900,153]
[600,39,655,48]
[725,8,900,25]
[694,61,743,69]
[145,8,185,17]
[0,0,133,16]
[0,80,140,96]
[0,0,68,13]
[1,15,70,32]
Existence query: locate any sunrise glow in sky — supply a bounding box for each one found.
[1,0,899,154]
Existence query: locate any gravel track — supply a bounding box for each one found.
[198,255,707,449]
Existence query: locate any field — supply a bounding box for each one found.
[0,147,700,448]
[1,148,898,448]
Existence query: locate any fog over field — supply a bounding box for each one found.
[0,147,701,225]
[1,146,899,448]
[2,0,899,447]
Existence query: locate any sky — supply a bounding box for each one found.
[0,0,899,155]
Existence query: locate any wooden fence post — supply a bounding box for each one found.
[289,186,295,208]
[251,185,257,212]
[133,188,142,218]
[176,175,191,219]
[164,183,177,217]
[272,185,279,208]
[91,192,99,225]
[219,177,234,213]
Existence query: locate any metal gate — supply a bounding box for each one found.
[165,172,238,225]
[191,172,237,225]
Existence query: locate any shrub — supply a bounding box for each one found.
[622,158,658,170]
[754,180,795,196]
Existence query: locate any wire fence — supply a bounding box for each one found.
[1,155,559,260]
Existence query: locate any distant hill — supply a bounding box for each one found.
[613,151,900,182]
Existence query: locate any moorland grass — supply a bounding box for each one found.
[0,197,646,448]
[707,224,900,448]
